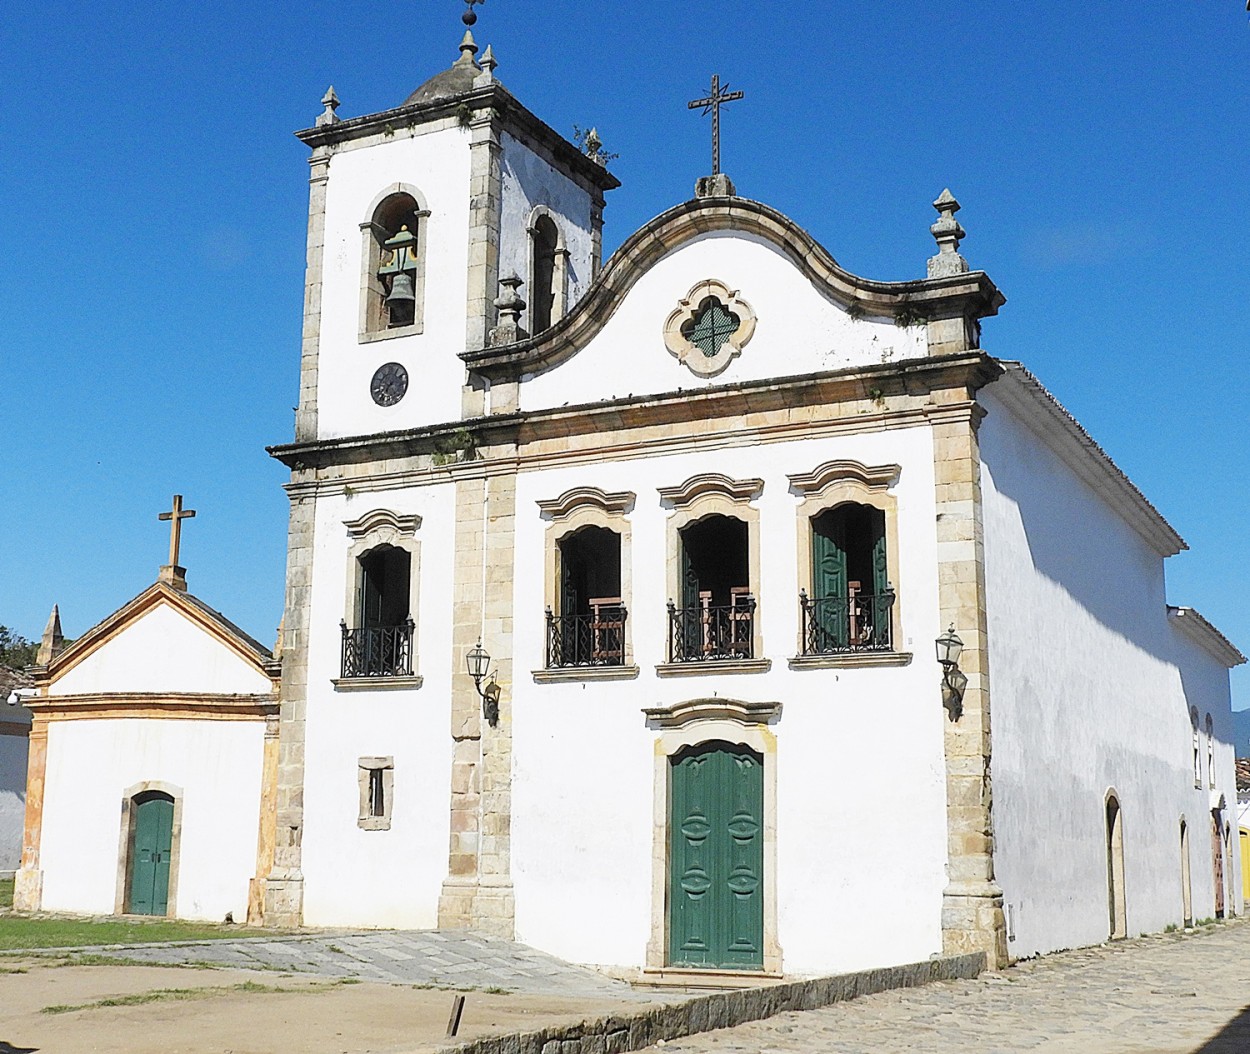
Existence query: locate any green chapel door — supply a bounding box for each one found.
[811,510,849,649]
[669,742,764,970]
[128,794,174,916]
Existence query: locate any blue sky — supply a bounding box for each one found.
[2,1,1247,707]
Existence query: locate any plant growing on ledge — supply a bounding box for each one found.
[431,428,478,467]
[572,125,619,168]
[894,305,925,328]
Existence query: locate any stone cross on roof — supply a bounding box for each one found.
[688,74,744,177]
[158,494,197,590]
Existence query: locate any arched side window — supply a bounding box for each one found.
[1181,818,1193,927]
[527,208,568,334]
[1192,707,1202,788]
[1207,714,1216,790]
[360,186,430,341]
[1105,792,1127,940]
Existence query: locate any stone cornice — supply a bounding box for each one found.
[343,509,423,538]
[294,82,619,197]
[787,459,901,496]
[24,693,279,722]
[268,352,1001,477]
[642,698,782,729]
[1168,607,1246,669]
[536,486,636,520]
[989,363,1186,558]
[657,473,764,509]
[460,197,1005,381]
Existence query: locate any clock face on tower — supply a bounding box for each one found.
[370,362,408,407]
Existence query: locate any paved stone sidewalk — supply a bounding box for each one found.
[658,920,1250,1054]
[46,930,656,998]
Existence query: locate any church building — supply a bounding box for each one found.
[14,9,1244,982]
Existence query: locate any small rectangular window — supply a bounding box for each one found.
[358,756,394,831]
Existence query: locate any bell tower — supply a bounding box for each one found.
[288,9,619,445]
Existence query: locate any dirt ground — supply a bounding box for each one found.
[0,959,652,1054]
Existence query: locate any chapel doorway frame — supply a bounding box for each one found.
[642,699,782,977]
[1212,809,1226,919]
[1105,791,1126,940]
[115,781,184,917]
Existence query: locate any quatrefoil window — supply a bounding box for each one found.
[664,279,756,378]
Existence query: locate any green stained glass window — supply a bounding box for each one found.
[683,297,740,358]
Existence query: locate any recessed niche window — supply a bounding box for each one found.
[1206,713,1216,790]
[358,757,394,831]
[1192,707,1201,788]
[360,186,430,341]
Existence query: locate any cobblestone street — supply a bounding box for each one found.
[659,920,1250,1054]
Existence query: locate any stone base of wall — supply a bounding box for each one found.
[438,877,516,938]
[942,886,1008,968]
[13,867,41,912]
[439,952,987,1054]
[261,874,304,929]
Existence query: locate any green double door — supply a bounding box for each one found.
[669,743,764,970]
[128,794,173,916]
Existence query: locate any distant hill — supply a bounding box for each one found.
[1233,708,1250,759]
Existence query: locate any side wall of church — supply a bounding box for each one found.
[498,130,596,320]
[0,722,29,871]
[297,482,457,929]
[509,425,950,977]
[979,382,1241,958]
[38,718,265,920]
[517,233,926,411]
[315,124,473,440]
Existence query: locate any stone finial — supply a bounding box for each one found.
[317,85,341,127]
[928,188,969,278]
[474,44,497,87]
[273,616,285,662]
[36,604,64,665]
[695,173,736,198]
[488,274,529,346]
[456,28,480,65]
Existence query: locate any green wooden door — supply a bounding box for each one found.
[669,743,764,970]
[129,794,173,916]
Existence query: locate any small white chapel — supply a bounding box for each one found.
[13,8,1244,981]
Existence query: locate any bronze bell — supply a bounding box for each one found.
[385,271,416,309]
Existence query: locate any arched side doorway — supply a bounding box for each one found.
[115,782,183,917]
[1105,793,1126,940]
[1181,819,1193,928]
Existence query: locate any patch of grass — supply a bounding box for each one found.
[482,986,511,995]
[0,916,272,951]
[326,944,345,954]
[41,980,299,1015]
[1195,917,1217,927]
[1164,923,1178,933]
[0,877,13,908]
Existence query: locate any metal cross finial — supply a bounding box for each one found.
[688,74,744,176]
[158,494,197,568]
[463,0,485,26]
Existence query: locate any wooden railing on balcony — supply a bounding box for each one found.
[340,620,415,678]
[545,598,627,668]
[667,589,756,662]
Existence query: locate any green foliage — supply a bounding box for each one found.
[0,626,36,670]
[0,876,12,908]
[893,305,926,328]
[432,428,478,467]
[1164,922,1178,933]
[572,125,619,167]
[0,916,278,950]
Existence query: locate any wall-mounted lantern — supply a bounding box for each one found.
[935,624,967,720]
[466,638,501,727]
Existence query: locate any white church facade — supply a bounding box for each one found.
[14,21,1244,980]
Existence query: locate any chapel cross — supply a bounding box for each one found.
[159,494,197,568]
[688,74,744,176]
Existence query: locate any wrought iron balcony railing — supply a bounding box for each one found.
[667,590,756,662]
[340,620,415,679]
[798,589,895,655]
[545,598,627,668]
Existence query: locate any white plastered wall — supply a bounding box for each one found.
[499,130,595,324]
[52,604,273,697]
[298,481,456,928]
[979,380,1241,957]
[518,232,926,412]
[39,718,264,920]
[315,126,473,439]
[509,426,948,977]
